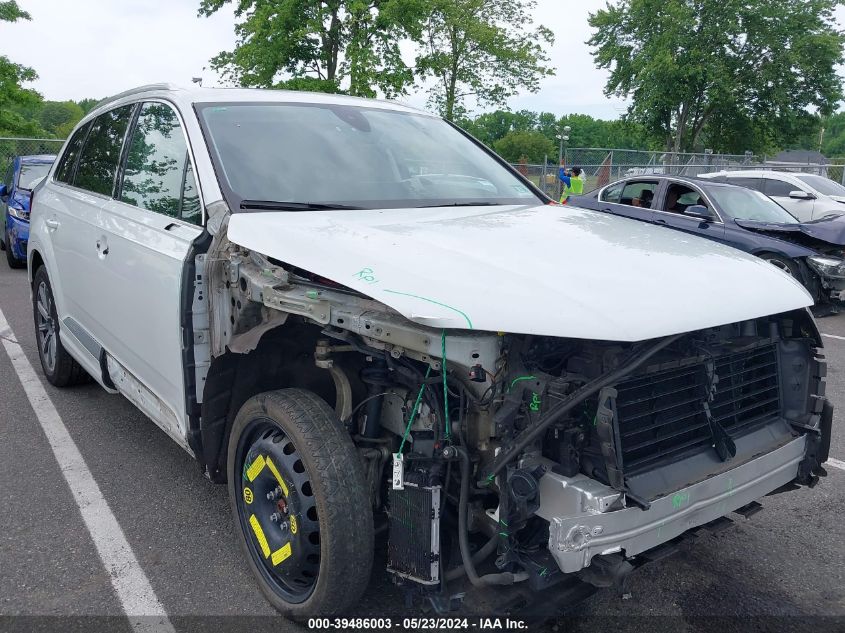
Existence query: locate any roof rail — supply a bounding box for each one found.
[94,83,181,110]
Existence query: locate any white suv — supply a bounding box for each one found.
[701,170,845,222]
[28,85,832,619]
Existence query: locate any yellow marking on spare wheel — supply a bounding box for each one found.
[265,457,290,497]
[271,542,292,566]
[289,514,298,534]
[243,486,254,504]
[246,455,266,482]
[248,514,271,558]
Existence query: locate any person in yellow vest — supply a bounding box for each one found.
[558,165,585,204]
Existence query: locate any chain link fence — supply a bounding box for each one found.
[511,148,845,199]
[0,138,66,171]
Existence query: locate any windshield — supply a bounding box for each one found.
[708,185,799,224]
[794,174,845,197]
[17,163,51,190]
[198,103,540,210]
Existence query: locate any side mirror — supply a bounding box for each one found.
[0,184,7,199]
[685,204,716,221]
[789,190,814,200]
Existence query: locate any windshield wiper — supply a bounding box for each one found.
[415,201,505,208]
[239,200,366,211]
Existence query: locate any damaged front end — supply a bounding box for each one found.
[195,215,831,610]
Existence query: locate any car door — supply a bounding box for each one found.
[762,176,814,221]
[95,100,204,443]
[652,181,726,242]
[43,107,135,340]
[596,179,659,222]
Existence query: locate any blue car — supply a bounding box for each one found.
[571,174,845,314]
[0,154,55,268]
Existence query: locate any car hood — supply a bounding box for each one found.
[227,204,812,342]
[735,215,845,246]
[828,195,845,204]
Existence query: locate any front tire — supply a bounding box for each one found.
[32,267,88,386]
[227,388,373,619]
[6,228,24,269]
[759,253,800,279]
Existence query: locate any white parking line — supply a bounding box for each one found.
[827,458,845,471]
[0,308,174,633]
[822,333,845,341]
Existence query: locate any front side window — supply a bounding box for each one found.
[75,106,134,196]
[663,184,706,214]
[198,103,540,210]
[55,122,90,184]
[120,102,200,223]
[794,174,845,197]
[18,163,51,190]
[761,178,798,198]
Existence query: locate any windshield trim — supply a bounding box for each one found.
[193,101,550,213]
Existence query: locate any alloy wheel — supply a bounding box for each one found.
[36,281,57,373]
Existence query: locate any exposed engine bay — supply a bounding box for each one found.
[196,239,832,606]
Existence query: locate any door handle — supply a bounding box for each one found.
[45,218,59,230]
[655,219,667,224]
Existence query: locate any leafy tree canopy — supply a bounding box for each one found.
[589,0,845,154]
[415,0,554,120]
[493,130,554,164]
[198,0,421,98]
[0,1,45,136]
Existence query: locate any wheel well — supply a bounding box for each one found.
[199,320,352,483]
[29,249,44,283]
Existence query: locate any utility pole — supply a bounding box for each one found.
[556,125,571,200]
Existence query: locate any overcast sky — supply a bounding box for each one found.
[3,0,842,120]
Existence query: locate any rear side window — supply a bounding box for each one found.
[74,105,135,196]
[761,178,796,198]
[727,177,763,192]
[620,181,657,208]
[119,102,201,223]
[601,182,624,203]
[55,122,90,184]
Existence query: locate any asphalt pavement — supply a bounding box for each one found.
[0,261,843,632]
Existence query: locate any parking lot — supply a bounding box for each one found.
[0,258,843,632]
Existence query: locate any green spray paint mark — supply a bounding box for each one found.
[353,267,379,284]
[509,375,537,391]
[539,567,549,577]
[672,492,691,510]
[383,289,473,329]
[529,392,542,412]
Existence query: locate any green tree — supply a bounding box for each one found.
[415,0,554,121]
[39,101,85,136]
[76,98,100,115]
[198,0,418,98]
[588,0,845,154]
[459,109,538,146]
[0,1,44,136]
[493,129,554,163]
